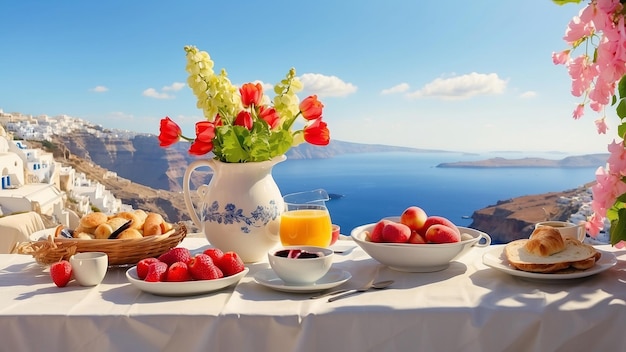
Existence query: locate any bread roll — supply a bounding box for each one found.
[79,212,108,229]
[115,211,142,230]
[94,217,131,239]
[143,212,164,236]
[525,227,565,256]
[117,228,143,239]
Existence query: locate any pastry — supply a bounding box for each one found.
[504,227,600,273]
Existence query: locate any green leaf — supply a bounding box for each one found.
[618,122,626,139]
[617,99,626,119]
[610,207,626,245]
[269,129,293,157]
[612,95,617,106]
[619,75,626,99]
[552,0,582,4]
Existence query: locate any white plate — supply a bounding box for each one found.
[254,268,351,293]
[126,266,249,296]
[482,246,617,281]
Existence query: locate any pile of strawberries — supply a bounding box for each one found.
[137,247,245,282]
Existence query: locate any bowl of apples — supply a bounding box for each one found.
[351,206,491,272]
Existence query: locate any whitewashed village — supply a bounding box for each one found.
[0,107,610,253]
[0,108,141,252]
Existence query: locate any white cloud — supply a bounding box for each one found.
[407,72,507,100]
[519,91,537,99]
[143,82,185,99]
[299,73,357,97]
[162,82,185,92]
[381,83,410,95]
[142,88,174,99]
[90,86,108,93]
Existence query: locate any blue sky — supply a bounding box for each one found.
[0,1,611,153]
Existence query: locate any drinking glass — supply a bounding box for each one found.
[280,189,333,247]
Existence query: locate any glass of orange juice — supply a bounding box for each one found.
[280,189,333,247]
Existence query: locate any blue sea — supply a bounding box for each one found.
[272,152,600,235]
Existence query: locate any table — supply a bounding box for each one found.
[2,238,626,352]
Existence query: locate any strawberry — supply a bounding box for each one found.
[216,251,245,276]
[166,261,192,282]
[50,260,73,287]
[144,261,168,282]
[136,257,161,280]
[202,247,224,263]
[188,254,223,280]
[157,247,191,266]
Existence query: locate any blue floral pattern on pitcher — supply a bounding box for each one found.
[201,200,279,234]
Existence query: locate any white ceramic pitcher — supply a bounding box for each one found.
[183,155,286,263]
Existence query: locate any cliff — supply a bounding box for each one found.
[468,183,592,244]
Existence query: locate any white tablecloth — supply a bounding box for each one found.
[2,238,626,352]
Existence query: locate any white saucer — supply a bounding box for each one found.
[482,246,617,281]
[254,268,351,293]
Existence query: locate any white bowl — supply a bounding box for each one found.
[351,219,491,272]
[268,246,334,285]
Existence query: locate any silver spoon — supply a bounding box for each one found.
[310,280,394,299]
[318,280,394,301]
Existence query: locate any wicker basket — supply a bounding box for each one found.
[15,222,187,266]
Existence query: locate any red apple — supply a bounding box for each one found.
[400,206,428,232]
[369,219,392,242]
[382,222,411,243]
[425,224,461,244]
[408,230,426,244]
[420,215,460,236]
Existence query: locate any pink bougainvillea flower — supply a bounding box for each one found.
[239,83,263,108]
[606,139,626,175]
[234,111,253,130]
[594,116,608,133]
[299,95,324,121]
[303,118,330,146]
[552,50,571,65]
[563,13,593,44]
[568,55,596,97]
[258,106,280,129]
[158,116,182,147]
[585,213,605,236]
[572,103,585,119]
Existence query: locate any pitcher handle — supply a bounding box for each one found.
[183,159,215,229]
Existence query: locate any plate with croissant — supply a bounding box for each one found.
[483,227,617,281]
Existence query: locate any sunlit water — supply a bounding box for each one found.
[272,152,600,235]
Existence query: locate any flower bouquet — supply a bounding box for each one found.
[554,0,626,246]
[158,45,330,163]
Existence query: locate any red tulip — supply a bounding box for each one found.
[188,121,215,155]
[258,106,280,129]
[299,95,324,120]
[158,116,181,147]
[234,111,253,130]
[304,118,330,146]
[240,83,263,108]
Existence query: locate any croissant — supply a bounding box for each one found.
[525,227,565,256]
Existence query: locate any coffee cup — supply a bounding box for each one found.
[69,252,108,286]
[534,221,586,242]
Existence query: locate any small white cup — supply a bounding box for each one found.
[69,252,108,286]
[534,221,586,242]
